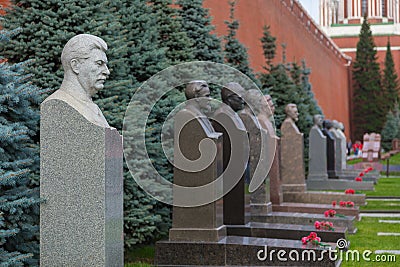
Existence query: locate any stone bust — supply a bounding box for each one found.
[332,120,340,130]
[44,34,110,128]
[183,80,214,133]
[221,82,245,112]
[285,103,299,122]
[281,103,301,135]
[313,114,324,129]
[264,94,275,119]
[322,119,334,136]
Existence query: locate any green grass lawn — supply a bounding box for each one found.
[386,153,400,165]
[347,157,363,165]
[362,178,400,197]
[124,246,154,267]
[342,217,400,266]
[360,199,400,211]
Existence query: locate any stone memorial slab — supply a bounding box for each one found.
[330,123,346,176]
[169,81,225,242]
[308,115,329,180]
[307,119,374,190]
[240,90,273,215]
[322,120,337,179]
[40,34,123,267]
[280,104,306,193]
[212,83,249,226]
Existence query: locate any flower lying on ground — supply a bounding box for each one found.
[355,177,363,182]
[324,209,336,217]
[345,188,355,194]
[339,201,354,207]
[332,201,336,207]
[365,167,373,173]
[314,221,335,231]
[301,232,330,247]
[324,209,346,218]
[359,172,364,177]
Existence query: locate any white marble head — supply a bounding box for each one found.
[313,114,324,128]
[61,34,110,98]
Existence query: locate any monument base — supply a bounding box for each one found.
[308,172,329,180]
[155,236,340,266]
[226,222,347,242]
[281,183,307,193]
[251,211,357,234]
[273,202,360,220]
[169,225,226,242]
[283,191,366,206]
[250,202,273,216]
[306,179,374,191]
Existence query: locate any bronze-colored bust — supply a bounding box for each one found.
[221,82,245,112]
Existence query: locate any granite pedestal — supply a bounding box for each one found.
[308,124,329,180]
[170,104,225,242]
[239,109,273,215]
[213,105,249,226]
[40,99,123,267]
[156,236,340,266]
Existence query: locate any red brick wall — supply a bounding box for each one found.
[0,0,10,16]
[204,0,353,138]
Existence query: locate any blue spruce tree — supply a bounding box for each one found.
[0,30,42,266]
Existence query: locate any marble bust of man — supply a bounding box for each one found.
[258,94,276,137]
[44,34,111,128]
[281,103,301,135]
[312,114,324,130]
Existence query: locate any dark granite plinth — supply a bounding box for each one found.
[283,191,366,206]
[227,222,347,242]
[251,212,357,234]
[273,202,359,220]
[306,179,374,191]
[155,236,339,266]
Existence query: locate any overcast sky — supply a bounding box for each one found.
[298,0,320,24]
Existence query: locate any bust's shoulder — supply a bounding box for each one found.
[43,90,74,105]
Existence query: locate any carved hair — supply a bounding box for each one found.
[61,34,108,70]
[313,114,323,124]
[285,103,297,115]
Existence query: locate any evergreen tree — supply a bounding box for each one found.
[260,25,276,68]
[223,0,259,85]
[381,105,400,151]
[148,0,194,65]
[259,29,323,172]
[0,31,42,266]
[177,0,223,63]
[352,15,384,140]
[382,40,399,113]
